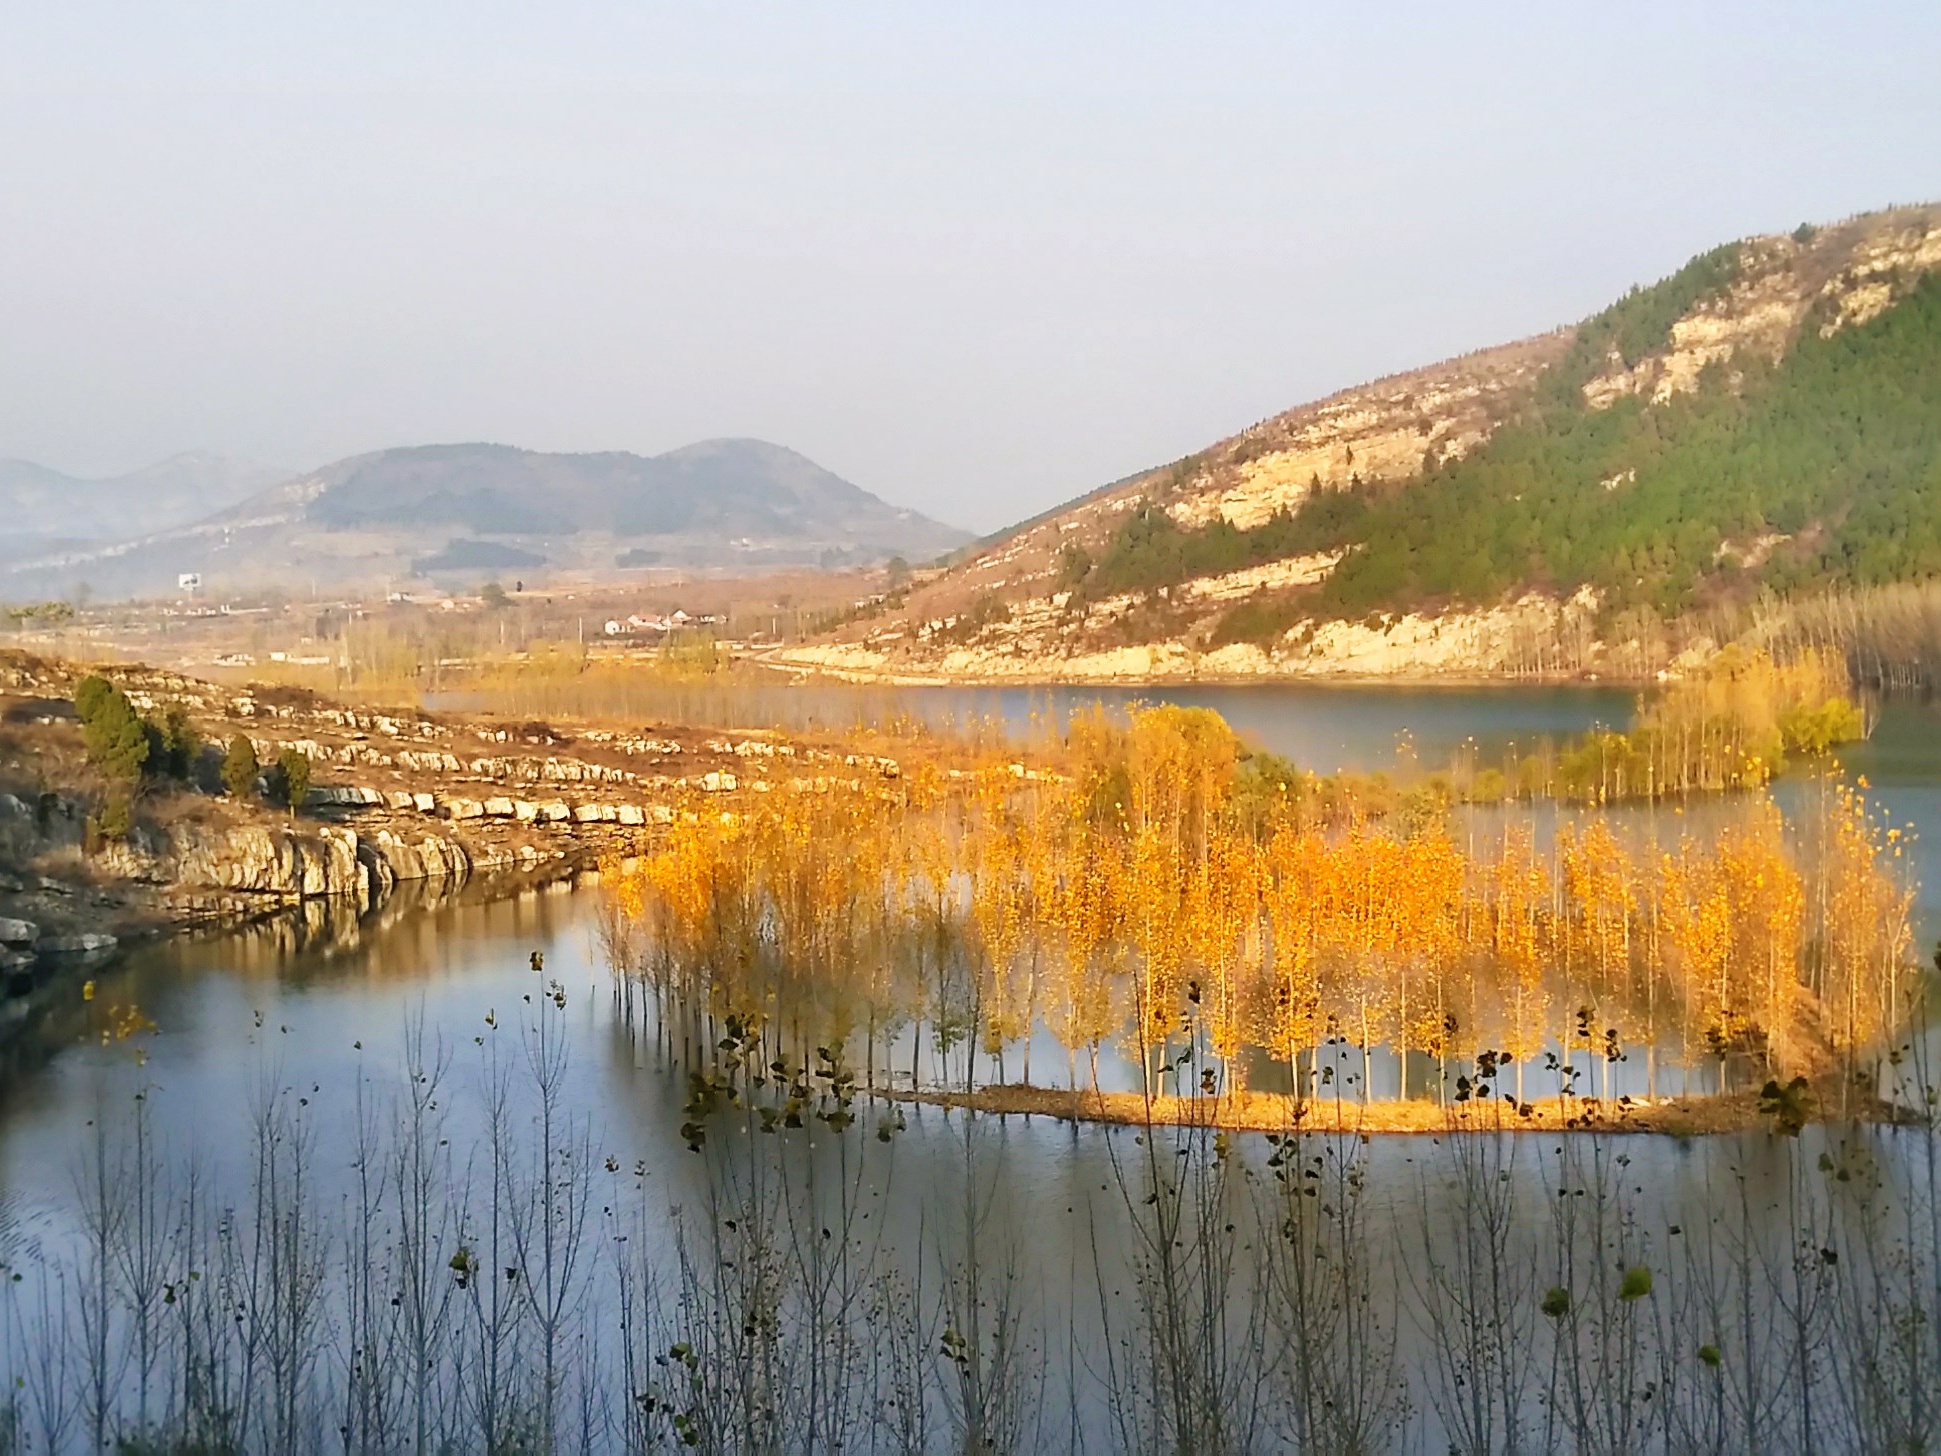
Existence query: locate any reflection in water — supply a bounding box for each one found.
[0,682,1937,1448]
[606,707,1923,1120]
[434,675,1639,776]
[0,886,1931,1451]
[0,889,1941,1452]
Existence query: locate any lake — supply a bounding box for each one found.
[1,681,1937,1452]
[431,675,1641,773]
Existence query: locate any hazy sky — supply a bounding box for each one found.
[4,4,1939,532]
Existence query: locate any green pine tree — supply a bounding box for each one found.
[277,747,313,817]
[221,734,260,801]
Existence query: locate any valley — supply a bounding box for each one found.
[10,12,1941,1448]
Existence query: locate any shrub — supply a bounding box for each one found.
[72,675,114,723]
[276,747,313,816]
[1465,767,1509,804]
[1055,542,1093,591]
[87,786,134,846]
[938,592,1010,645]
[221,735,260,800]
[1779,696,1866,756]
[1209,595,1307,648]
[73,675,150,783]
[664,630,721,676]
[151,702,200,780]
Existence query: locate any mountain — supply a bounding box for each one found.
[0,439,968,600]
[0,453,290,563]
[787,203,1941,682]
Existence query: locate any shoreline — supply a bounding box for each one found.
[748,651,1648,692]
[874,1080,1926,1137]
[0,850,590,1047]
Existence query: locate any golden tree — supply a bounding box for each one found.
[1484,823,1551,1102]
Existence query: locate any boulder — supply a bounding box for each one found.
[0,918,39,945]
[484,797,516,818]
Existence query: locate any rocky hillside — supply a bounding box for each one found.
[1,439,968,601]
[0,649,914,967]
[786,204,1941,683]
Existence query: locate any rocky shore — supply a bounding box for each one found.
[0,649,907,1000]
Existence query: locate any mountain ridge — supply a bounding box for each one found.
[786,202,1941,683]
[0,452,292,562]
[1,437,967,601]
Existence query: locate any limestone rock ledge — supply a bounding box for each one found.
[98,821,477,918]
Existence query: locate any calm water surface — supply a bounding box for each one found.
[1,878,1922,1445]
[2,684,1939,1449]
[10,684,1941,1209]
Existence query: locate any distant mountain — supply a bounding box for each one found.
[792,203,1941,681]
[0,453,290,562]
[0,439,968,600]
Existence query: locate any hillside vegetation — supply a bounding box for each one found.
[1224,257,1941,617]
[796,204,1941,682]
[1066,233,1941,618]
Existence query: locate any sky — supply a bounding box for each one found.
[3,3,1939,534]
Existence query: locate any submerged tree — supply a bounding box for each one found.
[604,706,1918,1111]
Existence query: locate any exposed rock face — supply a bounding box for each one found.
[0,909,118,990]
[782,584,1606,683]
[1582,215,1941,408]
[102,821,470,915]
[2,652,902,961]
[368,829,471,888]
[1169,339,1565,530]
[173,824,367,900]
[786,204,1941,685]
